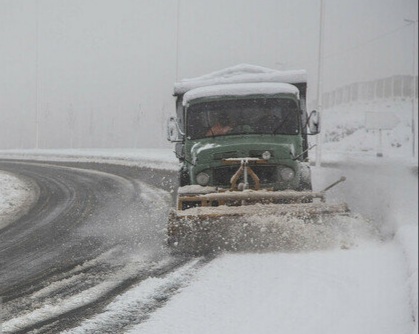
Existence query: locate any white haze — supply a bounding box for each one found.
[0,0,417,149]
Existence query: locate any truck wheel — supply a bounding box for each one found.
[179,171,190,187]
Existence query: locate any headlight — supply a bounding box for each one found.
[262,151,271,160]
[196,172,210,186]
[279,167,295,181]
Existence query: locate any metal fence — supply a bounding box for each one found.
[321,75,418,109]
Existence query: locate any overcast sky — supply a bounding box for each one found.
[0,0,417,149]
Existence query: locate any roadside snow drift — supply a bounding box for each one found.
[0,171,36,230]
[132,243,414,334]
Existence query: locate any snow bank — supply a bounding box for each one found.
[0,148,179,171]
[395,225,419,334]
[318,99,417,167]
[312,99,418,333]
[0,171,36,230]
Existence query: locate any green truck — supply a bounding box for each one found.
[166,64,346,252]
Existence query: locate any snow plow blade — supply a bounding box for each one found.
[167,188,350,255]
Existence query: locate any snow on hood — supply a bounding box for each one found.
[174,63,307,95]
[191,142,221,154]
[182,82,299,106]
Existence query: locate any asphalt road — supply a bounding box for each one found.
[0,160,184,333]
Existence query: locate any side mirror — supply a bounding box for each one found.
[167,117,181,142]
[308,110,321,135]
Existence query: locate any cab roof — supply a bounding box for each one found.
[182,82,299,106]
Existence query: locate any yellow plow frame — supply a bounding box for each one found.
[167,158,349,253]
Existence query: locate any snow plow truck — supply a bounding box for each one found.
[166,64,348,254]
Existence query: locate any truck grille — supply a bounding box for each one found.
[213,150,274,160]
[213,165,277,187]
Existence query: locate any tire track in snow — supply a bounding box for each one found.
[61,256,214,334]
[2,255,200,334]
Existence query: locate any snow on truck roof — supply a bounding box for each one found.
[174,63,307,96]
[182,82,299,106]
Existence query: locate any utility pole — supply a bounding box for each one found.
[404,18,418,159]
[35,0,40,149]
[315,0,325,167]
[175,0,181,81]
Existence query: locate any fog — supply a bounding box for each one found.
[0,0,417,149]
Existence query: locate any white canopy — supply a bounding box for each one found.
[174,63,307,96]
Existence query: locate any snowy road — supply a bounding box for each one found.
[0,155,417,333]
[0,160,185,333]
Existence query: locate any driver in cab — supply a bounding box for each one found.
[206,113,233,136]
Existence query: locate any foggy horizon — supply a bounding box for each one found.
[0,0,417,149]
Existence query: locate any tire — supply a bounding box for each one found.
[179,170,190,187]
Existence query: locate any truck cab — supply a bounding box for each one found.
[167,64,320,192]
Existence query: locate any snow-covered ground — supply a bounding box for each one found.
[0,171,37,231]
[0,103,417,333]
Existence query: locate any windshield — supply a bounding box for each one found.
[186,98,299,139]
